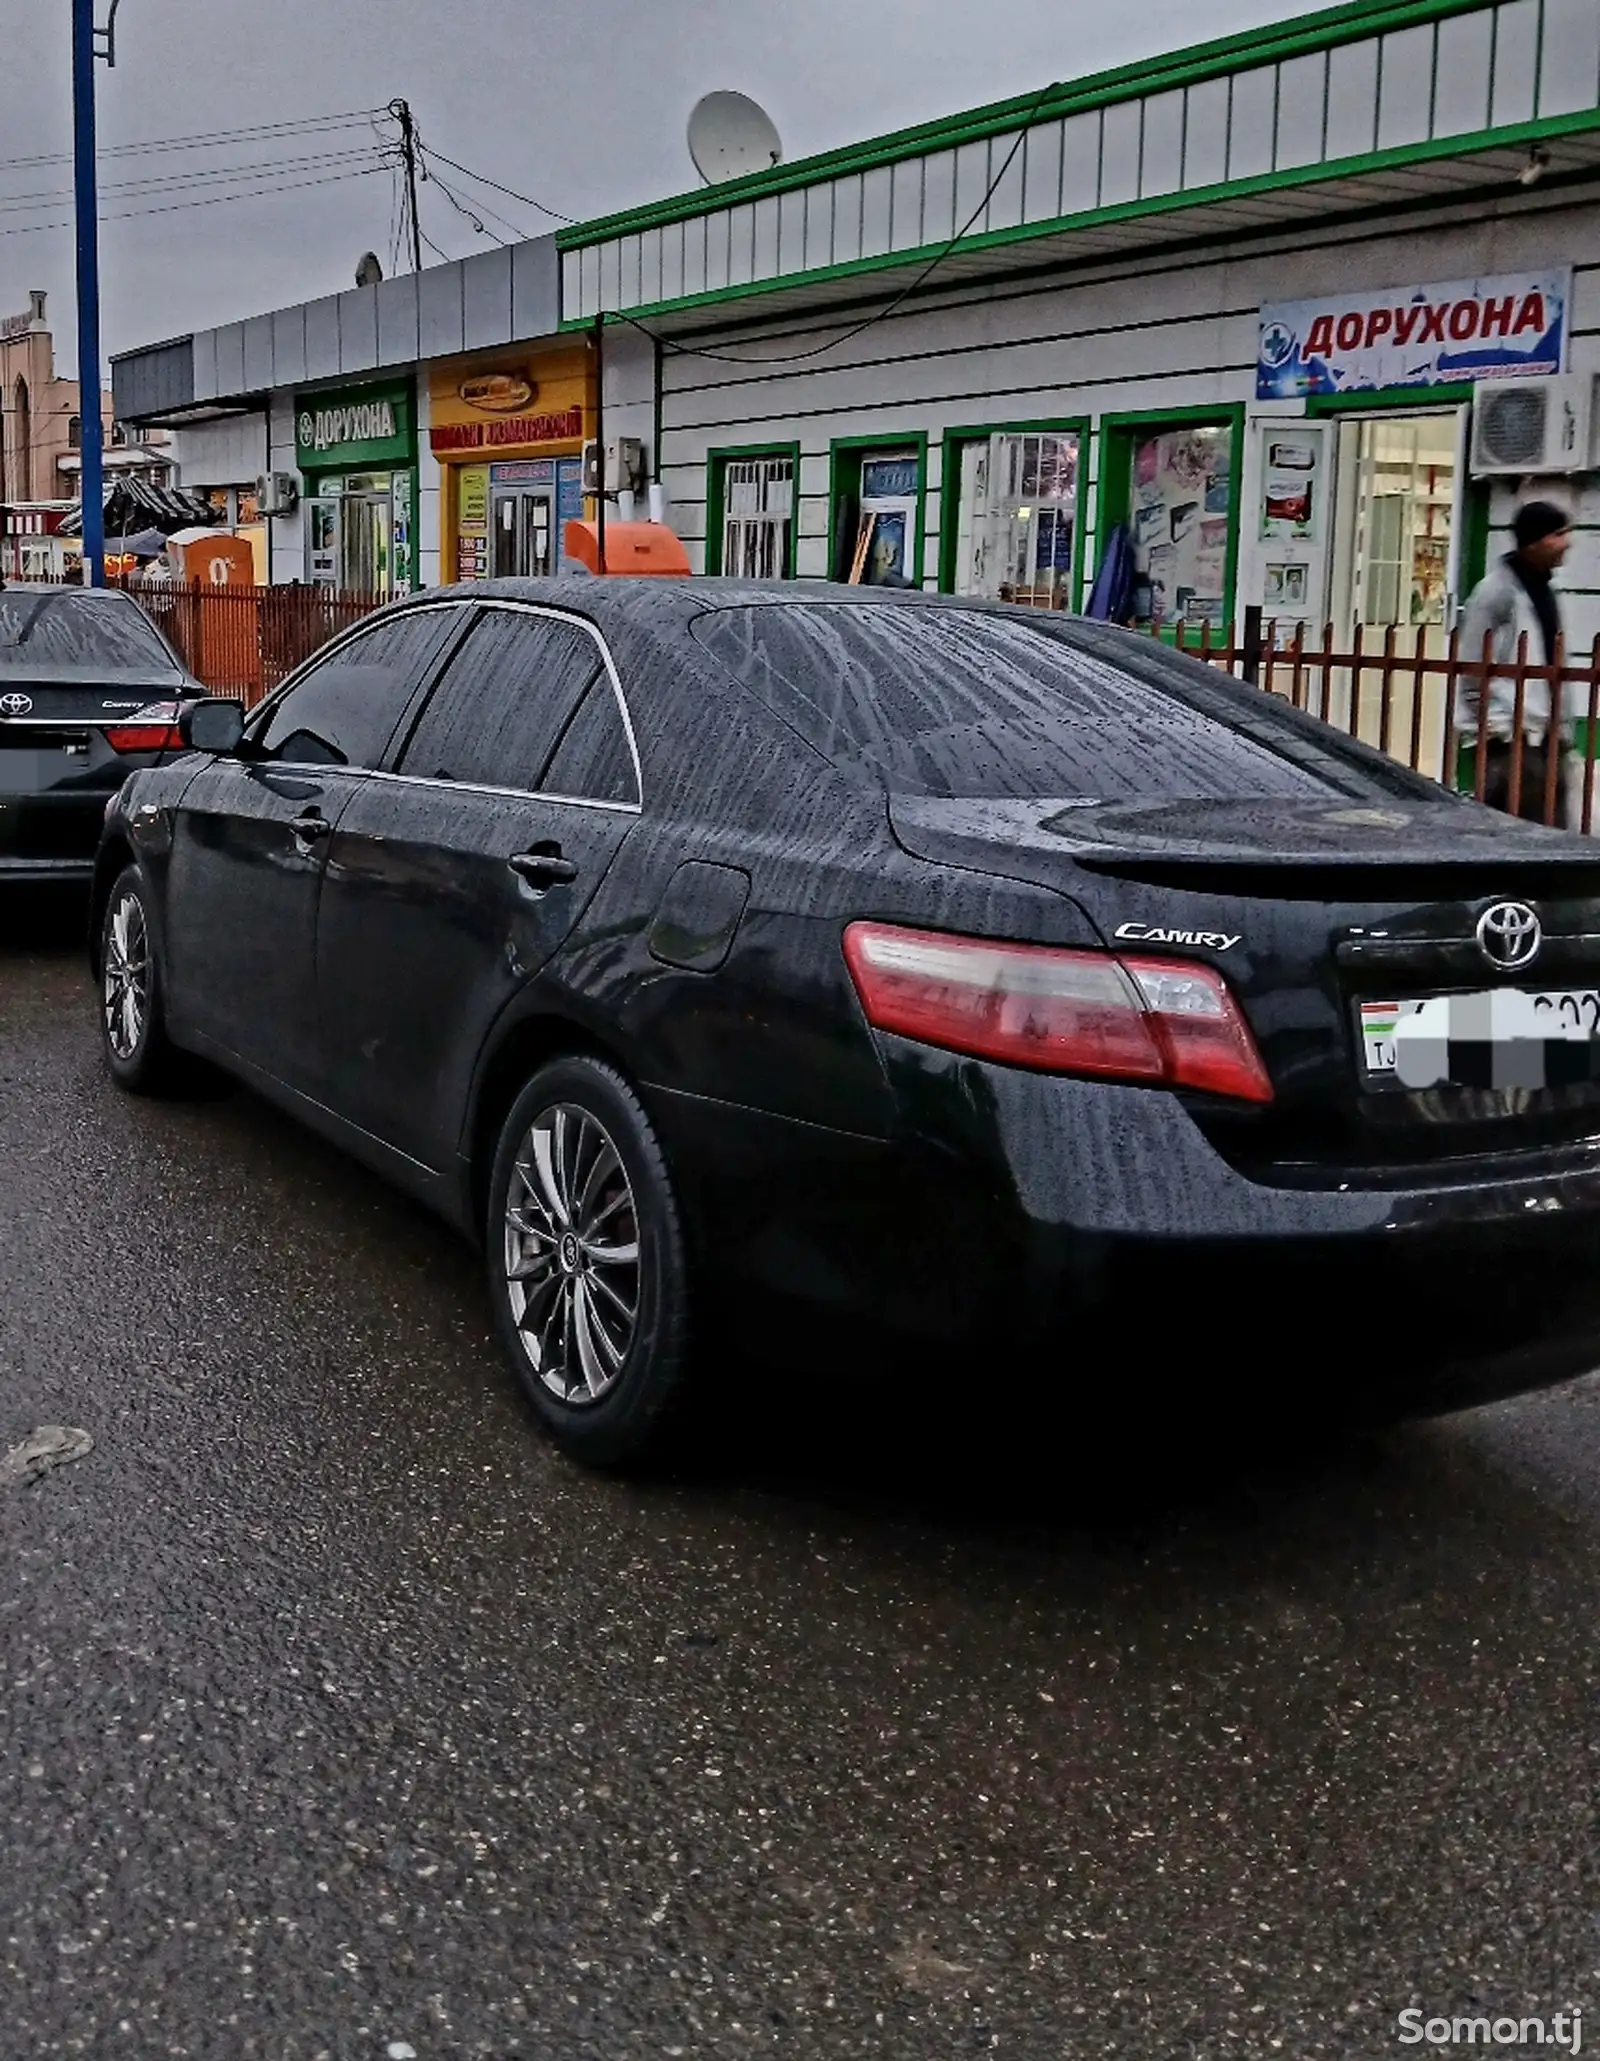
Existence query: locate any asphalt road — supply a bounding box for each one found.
[7,895,1600,2061]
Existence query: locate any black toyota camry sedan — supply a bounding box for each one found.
[1,586,204,883]
[92,581,1600,1464]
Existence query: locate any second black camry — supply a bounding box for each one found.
[2,585,203,883]
[94,581,1600,1463]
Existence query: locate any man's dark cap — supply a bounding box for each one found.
[1514,499,1572,548]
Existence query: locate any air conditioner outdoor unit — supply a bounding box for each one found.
[1470,375,1595,476]
[255,471,299,516]
[581,438,646,495]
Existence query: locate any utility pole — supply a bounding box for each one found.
[591,315,606,574]
[72,0,111,586]
[389,98,423,273]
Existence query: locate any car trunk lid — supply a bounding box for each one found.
[0,671,187,792]
[889,792,1600,1178]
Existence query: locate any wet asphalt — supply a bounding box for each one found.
[7,894,1600,2061]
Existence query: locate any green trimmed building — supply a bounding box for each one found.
[564,0,1600,649]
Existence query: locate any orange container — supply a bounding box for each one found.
[562,519,691,576]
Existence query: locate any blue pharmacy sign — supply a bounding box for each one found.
[1257,269,1571,400]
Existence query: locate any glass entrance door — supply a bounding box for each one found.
[1334,411,1462,636]
[491,487,556,577]
[338,478,395,596]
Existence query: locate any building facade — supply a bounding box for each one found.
[111,239,579,596]
[556,0,1600,656]
[0,289,117,505]
[112,0,1600,661]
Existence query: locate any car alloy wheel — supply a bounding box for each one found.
[503,1103,642,1406]
[103,887,150,1063]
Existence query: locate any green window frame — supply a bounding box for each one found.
[826,432,930,586]
[937,417,1091,609]
[1093,404,1246,643]
[703,442,803,579]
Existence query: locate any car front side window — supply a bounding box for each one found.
[254,611,463,769]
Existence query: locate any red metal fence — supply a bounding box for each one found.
[1162,613,1600,834]
[128,582,378,706]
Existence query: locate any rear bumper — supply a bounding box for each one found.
[0,791,110,869]
[650,1052,1600,1408]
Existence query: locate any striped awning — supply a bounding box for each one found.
[57,477,217,535]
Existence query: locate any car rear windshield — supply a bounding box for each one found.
[0,591,179,673]
[690,603,1405,803]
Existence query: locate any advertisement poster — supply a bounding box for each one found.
[307,498,340,586]
[1035,507,1074,575]
[1260,430,1325,542]
[866,510,910,584]
[1257,269,1570,399]
[455,462,490,580]
[1130,427,1232,624]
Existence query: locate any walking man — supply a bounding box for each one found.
[1455,499,1573,823]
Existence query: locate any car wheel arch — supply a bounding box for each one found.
[465,1011,642,1238]
[89,836,137,977]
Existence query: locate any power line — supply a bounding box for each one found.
[427,171,512,245]
[430,170,530,242]
[0,144,380,217]
[415,216,454,265]
[0,162,386,238]
[0,108,387,174]
[612,77,1062,369]
[420,146,576,226]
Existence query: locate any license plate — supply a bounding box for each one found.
[1360,989,1600,1088]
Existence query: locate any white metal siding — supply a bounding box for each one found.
[566,0,1600,322]
[658,185,1600,648]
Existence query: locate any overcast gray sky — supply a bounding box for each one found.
[3,0,1327,364]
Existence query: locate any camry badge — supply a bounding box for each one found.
[1476,900,1541,972]
[0,692,34,718]
[1115,922,1241,952]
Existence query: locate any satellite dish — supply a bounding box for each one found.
[688,92,782,185]
[355,251,384,288]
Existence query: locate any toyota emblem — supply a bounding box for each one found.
[1476,900,1542,972]
[0,692,33,718]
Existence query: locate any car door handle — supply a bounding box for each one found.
[291,811,331,842]
[508,849,578,888]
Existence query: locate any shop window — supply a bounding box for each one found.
[953,430,1081,608]
[1123,423,1235,629]
[831,445,923,586]
[716,453,795,580]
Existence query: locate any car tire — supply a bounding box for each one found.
[487,1056,693,1469]
[99,865,183,1095]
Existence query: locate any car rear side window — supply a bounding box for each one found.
[396,610,603,791]
[540,676,639,805]
[256,611,461,768]
[690,603,1338,802]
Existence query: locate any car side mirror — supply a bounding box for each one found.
[179,697,246,755]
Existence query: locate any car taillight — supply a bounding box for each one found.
[105,702,182,754]
[842,921,1273,1104]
